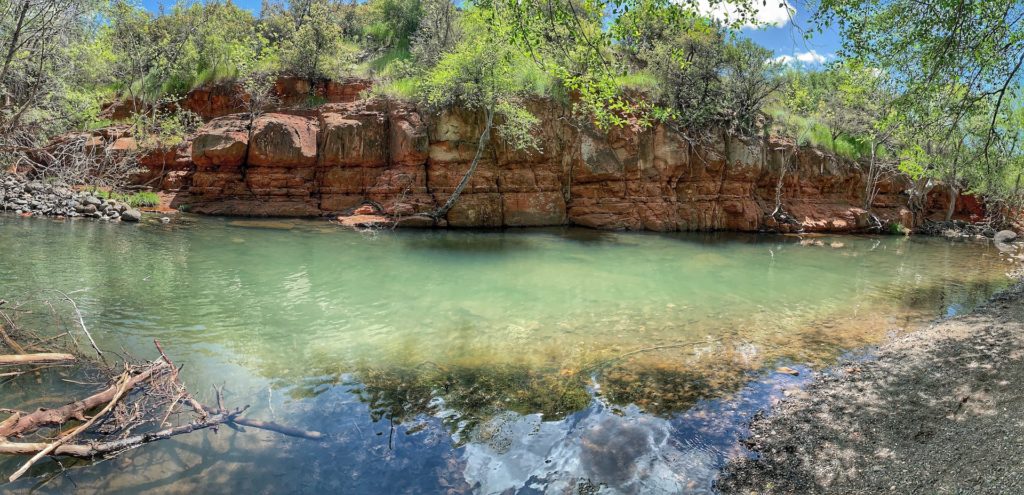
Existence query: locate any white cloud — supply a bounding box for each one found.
[691,0,796,29]
[773,50,829,65]
[795,50,827,64]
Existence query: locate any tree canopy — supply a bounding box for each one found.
[0,0,1021,212]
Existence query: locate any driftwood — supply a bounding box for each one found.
[0,361,169,439]
[8,368,137,481]
[0,353,76,365]
[0,408,248,458]
[0,297,324,483]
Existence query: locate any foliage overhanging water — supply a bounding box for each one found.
[0,214,1018,493]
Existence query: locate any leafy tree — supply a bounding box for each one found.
[276,0,352,80]
[417,6,545,219]
[410,0,460,66]
[815,0,1024,154]
[0,0,102,149]
[616,6,781,138]
[475,0,772,130]
[364,0,422,52]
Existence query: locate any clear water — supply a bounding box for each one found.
[0,214,1018,494]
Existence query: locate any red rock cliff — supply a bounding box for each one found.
[134,82,977,232]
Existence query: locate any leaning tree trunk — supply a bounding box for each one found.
[863,142,878,211]
[945,185,958,222]
[431,105,495,220]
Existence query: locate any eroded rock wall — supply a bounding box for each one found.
[139,88,975,232]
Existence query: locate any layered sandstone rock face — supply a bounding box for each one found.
[139,82,975,232]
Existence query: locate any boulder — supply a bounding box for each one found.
[319,103,389,167]
[121,209,142,222]
[247,114,318,168]
[994,230,1018,244]
[192,116,250,169]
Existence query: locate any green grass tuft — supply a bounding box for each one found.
[373,77,420,99]
[95,190,161,208]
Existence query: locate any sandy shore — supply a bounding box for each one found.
[719,280,1024,494]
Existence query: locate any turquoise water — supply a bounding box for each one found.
[0,214,1018,493]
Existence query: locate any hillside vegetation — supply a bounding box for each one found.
[1,0,1022,217]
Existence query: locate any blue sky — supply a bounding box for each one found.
[139,0,841,67]
[737,3,843,67]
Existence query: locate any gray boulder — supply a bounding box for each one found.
[121,209,142,222]
[994,230,1018,244]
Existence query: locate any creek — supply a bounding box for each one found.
[0,214,1018,493]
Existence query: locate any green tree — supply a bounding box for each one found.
[417,6,544,219]
[276,1,351,80]
[815,0,1024,155]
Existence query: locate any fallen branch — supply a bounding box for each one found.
[50,289,103,361]
[0,403,323,463]
[9,369,135,481]
[154,339,207,418]
[0,361,169,438]
[0,323,25,354]
[0,353,75,365]
[0,295,324,482]
[0,407,247,459]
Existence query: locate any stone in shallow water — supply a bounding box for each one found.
[995,230,1018,244]
[121,209,142,222]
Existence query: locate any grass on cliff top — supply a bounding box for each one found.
[768,106,877,161]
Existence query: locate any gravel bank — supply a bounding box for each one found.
[1,173,141,222]
[719,280,1024,494]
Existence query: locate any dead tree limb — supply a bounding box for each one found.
[9,368,136,481]
[50,289,103,361]
[0,353,75,365]
[229,417,324,440]
[0,361,170,438]
[154,339,207,419]
[0,295,324,482]
[0,323,25,354]
[0,407,247,458]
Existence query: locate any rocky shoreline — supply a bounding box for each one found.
[719,274,1024,494]
[1,174,142,222]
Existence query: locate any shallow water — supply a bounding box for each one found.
[0,214,1019,493]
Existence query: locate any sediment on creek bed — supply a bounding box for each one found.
[718,280,1024,494]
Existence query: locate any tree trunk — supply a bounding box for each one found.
[945,185,958,222]
[863,142,878,211]
[0,1,29,87]
[431,105,495,220]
